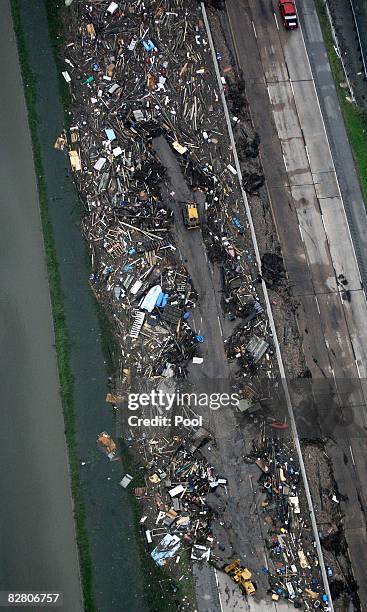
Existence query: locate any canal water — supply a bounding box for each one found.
[15,1,148,610]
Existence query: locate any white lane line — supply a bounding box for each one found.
[298,223,304,242]
[321,213,327,234]
[355,359,361,378]
[282,152,287,171]
[350,445,356,466]
[305,144,311,167]
[290,79,295,97]
[252,20,257,39]
[214,569,224,612]
[315,295,320,314]
[274,12,279,30]
[217,315,223,337]
[267,84,272,104]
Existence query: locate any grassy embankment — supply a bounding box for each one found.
[314,0,367,202]
[10,1,95,609]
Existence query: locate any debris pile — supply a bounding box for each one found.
[56,0,338,607]
[261,252,286,288]
[132,433,227,567]
[60,0,277,380]
[246,436,331,610]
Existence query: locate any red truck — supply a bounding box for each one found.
[278,0,298,29]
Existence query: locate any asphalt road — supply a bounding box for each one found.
[0,2,82,610]
[225,0,367,606]
[154,137,290,612]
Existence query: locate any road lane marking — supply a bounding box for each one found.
[349,445,356,466]
[355,359,361,378]
[252,20,257,39]
[214,569,225,612]
[321,213,327,234]
[267,84,272,103]
[274,12,279,30]
[217,315,223,336]
[305,144,311,167]
[298,223,304,242]
[315,295,320,314]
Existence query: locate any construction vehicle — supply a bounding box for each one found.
[224,560,256,596]
[183,202,199,229]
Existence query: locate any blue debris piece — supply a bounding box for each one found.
[195,335,205,343]
[151,534,181,567]
[183,311,191,320]
[254,301,263,313]
[123,264,134,272]
[232,216,244,234]
[143,39,156,52]
[128,247,136,255]
[156,292,169,308]
[105,128,116,141]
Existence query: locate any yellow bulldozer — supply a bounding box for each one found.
[183,202,199,229]
[224,559,256,596]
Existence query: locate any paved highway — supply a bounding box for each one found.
[0,2,82,610]
[225,0,367,606]
[155,137,291,612]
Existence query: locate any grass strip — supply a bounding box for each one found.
[314,0,367,202]
[10,2,95,609]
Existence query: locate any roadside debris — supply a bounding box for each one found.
[97,431,118,461]
[246,435,331,610]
